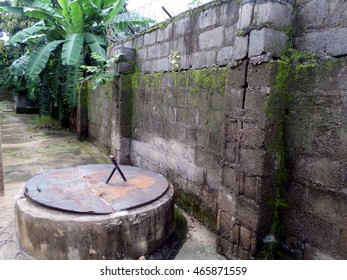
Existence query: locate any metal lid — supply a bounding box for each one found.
[25,164,169,214]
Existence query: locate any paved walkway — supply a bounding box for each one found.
[0,101,225,260]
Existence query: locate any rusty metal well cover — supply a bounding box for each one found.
[25,164,169,214]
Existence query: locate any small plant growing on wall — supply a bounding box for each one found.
[80,53,124,89]
[168,50,181,71]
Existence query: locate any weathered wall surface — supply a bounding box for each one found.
[295,0,347,57]
[85,0,347,259]
[284,0,347,260]
[129,68,228,228]
[284,59,347,259]
[87,84,113,148]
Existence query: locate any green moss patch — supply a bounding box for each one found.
[176,192,216,232]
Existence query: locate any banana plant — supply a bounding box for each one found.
[0,0,127,119]
[1,0,153,120]
[1,0,126,80]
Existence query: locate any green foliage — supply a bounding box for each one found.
[0,39,22,88]
[80,52,123,89]
[168,50,181,71]
[0,1,38,37]
[2,0,154,122]
[107,11,155,41]
[1,0,133,121]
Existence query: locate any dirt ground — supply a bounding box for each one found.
[0,100,225,260]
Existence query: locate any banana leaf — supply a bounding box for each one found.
[85,32,106,58]
[7,22,48,44]
[104,0,125,26]
[27,40,64,79]
[70,1,84,33]
[62,33,85,65]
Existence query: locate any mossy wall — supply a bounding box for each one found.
[129,68,230,231]
[283,58,347,259]
[87,82,113,148]
[84,0,347,260]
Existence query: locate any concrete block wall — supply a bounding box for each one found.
[284,58,347,259]
[295,0,347,57]
[128,68,228,228]
[87,84,113,148]
[111,0,240,71]
[84,0,347,259]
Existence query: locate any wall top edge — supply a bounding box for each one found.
[110,0,233,47]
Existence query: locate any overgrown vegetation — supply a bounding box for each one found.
[80,52,124,89]
[0,0,153,124]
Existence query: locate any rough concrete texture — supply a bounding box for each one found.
[85,0,347,260]
[249,28,289,57]
[295,28,347,57]
[253,1,294,28]
[0,102,224,260]
[15,185,174,260]
[295,0,347,57]
[284,58,347,259]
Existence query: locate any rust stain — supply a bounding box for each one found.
[25,164,169,214]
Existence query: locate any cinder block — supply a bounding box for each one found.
[237,2,255,29]
[240,173,257,201]
[307,187,347,226]
[226,119,239,143]
[133,35,144,49]
[144,30,157,46]
[218,210,232,235]
[224,88,244,117]
[147,45,160,60]
[236,196,260,230]
[136,48,147,62]
[225,26,236,46]
[222,165,238,193]
[253,2,294,29]
[243,87,271,128]
[233,36,249,60]
[159,41,170,57]
[123,40,133,49]
[239,226,252,251]
[294,157,346,190]
[225,142,237,163]
[217,46,234,66]
[220,0,239,26]
[241,123,265,149]
[210,90,226,111]
[240,149,266,176]
[295,28,347,57]
[191,50,216,69]
[170,37,186,55]
[296,0,329,31]
[217,236,233,258]
[157,22,174,42]
[230,223,240,244]
[198,6,219,29]
[249,28,288,58]
[218,188,236,215]
[177,17,194,36]
[153,58,171,73]
[199,26,225,50]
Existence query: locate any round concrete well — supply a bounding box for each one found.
[15,164,174,260]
